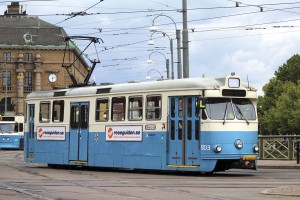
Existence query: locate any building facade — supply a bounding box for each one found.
[0,2,89,115]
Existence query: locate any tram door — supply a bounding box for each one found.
[168,96,201,166]
[69,102,89,162]
[26,104,35,159]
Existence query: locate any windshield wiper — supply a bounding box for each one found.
[235,105,249,125]
[223,102,228,125]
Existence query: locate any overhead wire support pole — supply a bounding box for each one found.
[182,0,189,78]
[176,30,182,79]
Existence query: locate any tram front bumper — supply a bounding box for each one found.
[233,155,257,170]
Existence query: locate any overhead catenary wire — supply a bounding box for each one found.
[56,0,105,25]
[55,5,300,36]
[10,0,300,83]
[228,0,300,15]
[190,18,300,33]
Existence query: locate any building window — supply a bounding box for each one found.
[2,71,11,91]
[146,95,162,120]
[52,100,64,122]
[128,96,143,121]
[39,102,50,123]
[3,52,11,61]
[24,72,33,92]
[24,53,32,62]
[96,98,109,121]
[112,97,126,121]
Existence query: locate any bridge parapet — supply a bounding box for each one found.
[259,135,300,160]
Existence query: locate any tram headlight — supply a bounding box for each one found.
[253,145,259,153]
[214,145,222,153]
[234,139,243,149]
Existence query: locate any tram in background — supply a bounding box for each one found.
[0,115,24,149]
[24,74,258,172]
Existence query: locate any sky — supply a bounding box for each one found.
[1,0,300,95]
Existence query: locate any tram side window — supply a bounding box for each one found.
[70,105,79,129]
[96,98,109,121]
[128,96,143,121]
[146,95,161,120]
[112,97,126,121]
[81,105,89,129]
[52,100,64,122]
[171,98,175,118]
[39,102,50,123]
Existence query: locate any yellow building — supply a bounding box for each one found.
[0,2,89,115]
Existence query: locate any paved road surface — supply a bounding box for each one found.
[0,150,300,200]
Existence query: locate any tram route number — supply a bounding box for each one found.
[201,145,211,151]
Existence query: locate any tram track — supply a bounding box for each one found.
[0,183,53,200]
[2,166,224,200]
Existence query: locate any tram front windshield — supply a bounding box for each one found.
[0,123,15,133]
[205,98,256,120]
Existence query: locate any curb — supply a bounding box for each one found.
[258,165,300,169]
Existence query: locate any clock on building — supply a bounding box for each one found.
[48,73,57,83]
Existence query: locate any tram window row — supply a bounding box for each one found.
[38,95,162,123]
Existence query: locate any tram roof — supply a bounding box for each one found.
[26,76,250,99]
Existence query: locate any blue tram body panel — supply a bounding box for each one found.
[26,132,70,165]
[88,131,166,170]
[26,130,167,170]
[0,135,24,149]
[200,131,258,159]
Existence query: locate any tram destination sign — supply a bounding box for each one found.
[37,126,66,141]
[105,125,142,141]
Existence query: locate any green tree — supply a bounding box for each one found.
[262,82,300,134]
[259,54,300,135]
[275,54,300,83]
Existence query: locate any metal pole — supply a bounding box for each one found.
[4,70,7,115]
[170,39,174,80]
[297,141,299,164]
[176,29,182,79]
[182,0,189,78]
[166,59,170,79]
[259,136,263,160]
[289,137,294,160]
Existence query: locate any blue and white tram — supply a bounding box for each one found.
[0,115,25,149]
[24,74,258,172]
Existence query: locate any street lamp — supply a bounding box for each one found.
[147,51,169,79]
[146,69,163,81]
[148,31,174,80]
[150,14,182,79]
